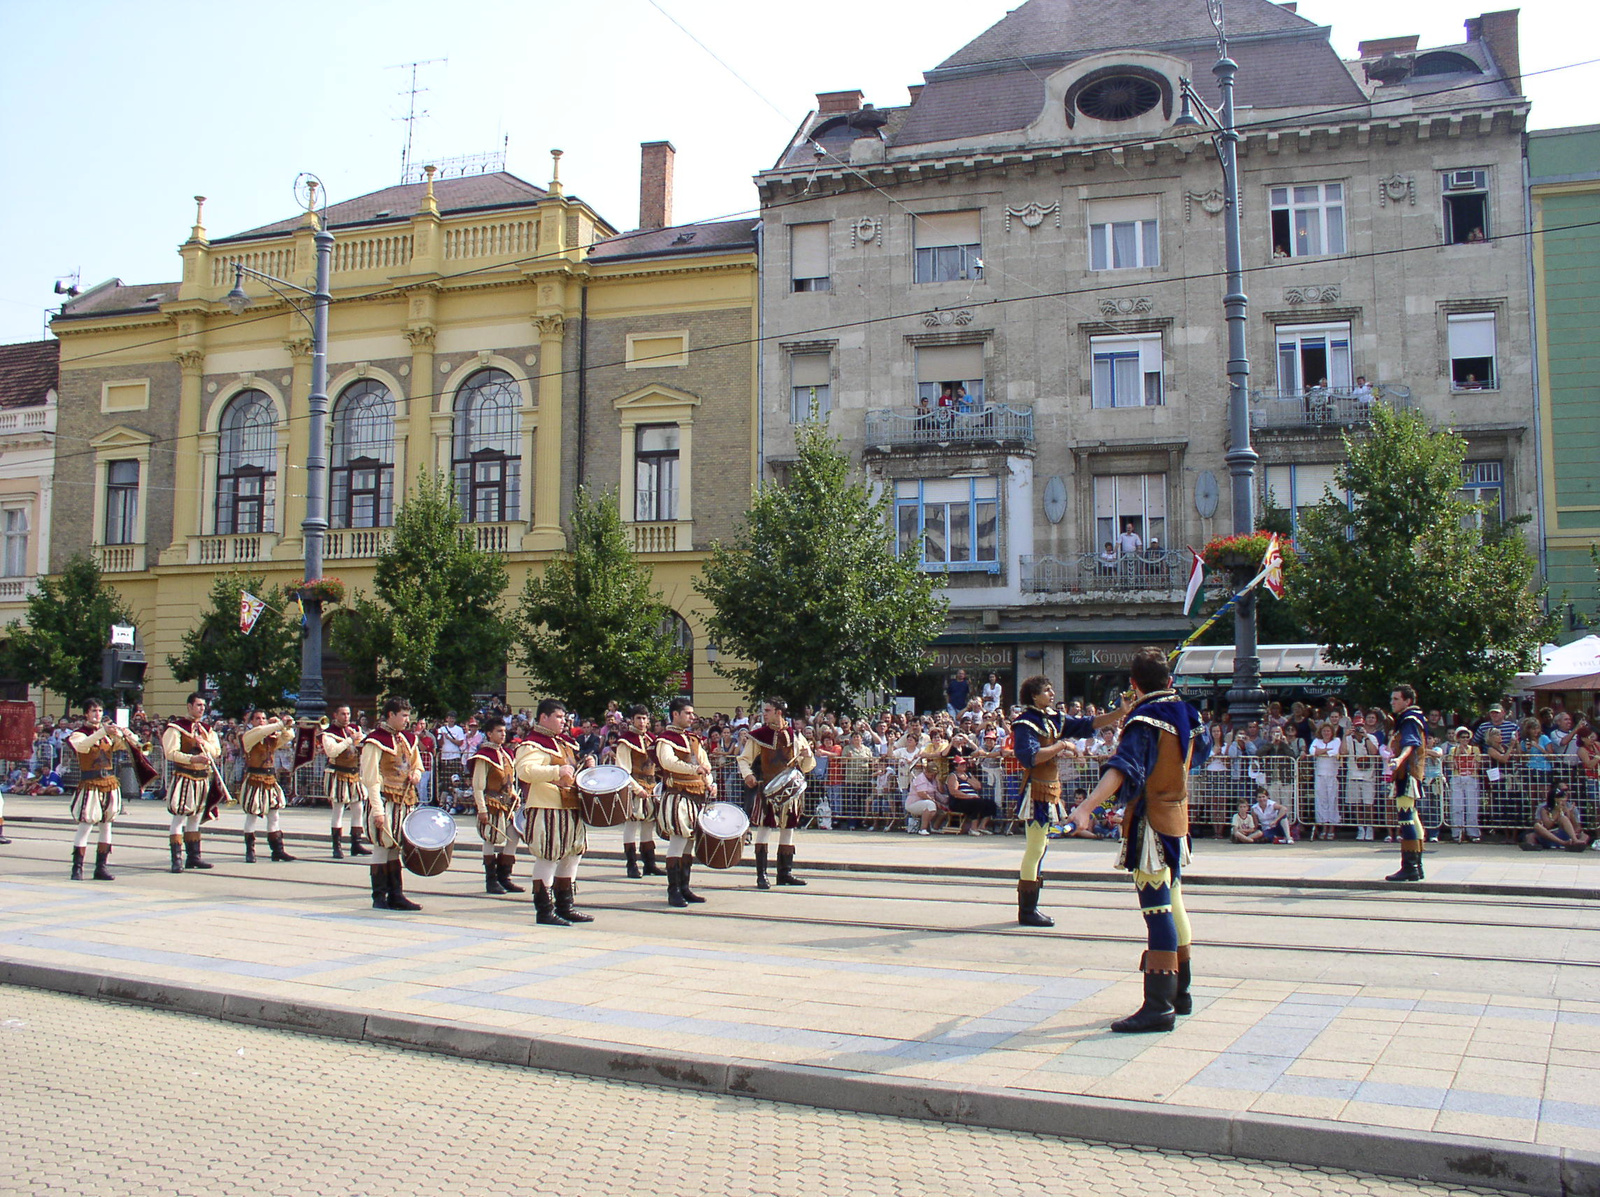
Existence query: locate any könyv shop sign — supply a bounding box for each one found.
[1065,644,1160,670]
[930,646,1016,671]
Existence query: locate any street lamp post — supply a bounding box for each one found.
[1174,0,1266,725]
[225,175,334,723]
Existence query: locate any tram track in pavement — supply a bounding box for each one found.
[4,824,1597,972]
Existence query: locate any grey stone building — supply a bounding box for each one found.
[755,0,1534,708]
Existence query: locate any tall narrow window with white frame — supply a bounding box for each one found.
[1459,461,1504,527]
[894,478,999,572]
[1090,333,1163,407]
[1274,322,1352,395]
[634,424,680,523]
[1448,313,1497,390]
[1442,169,1490,245]
[1087,196,1159,270]
[913,211,982,283]
[1,507,28,577]
[790,352,832,423]
[104,461,140,546]
[790,223,831,292]
[1263,462,1345,540]
[1269,183,1345,258]
[1093,474,1166,553]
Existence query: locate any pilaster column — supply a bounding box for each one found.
[160,348,207,565]
[530,312,566,540]
[402,323,436,493]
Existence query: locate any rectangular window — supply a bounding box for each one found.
[1442,169,1490,245]
[1087,197,1159,270]
[1270,183,1345,258]
[1274,322,1352,394]
[915,343,985,410]
[1,508,27,577]
[894,477,999,571]
[625,333,687,369]
[790,223,831,292]
[101,380,149,413]
[913,210,982,283]
[1448,313,1497,390]
[104,460,140,546]
[789,352,832,423]
[1090,334,1163,407]
[1459,460,1505,527]
[634,424,680,523]
[1093,474,1166,554]
[1264,463,1344,539]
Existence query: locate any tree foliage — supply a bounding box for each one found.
[1290,404,1549,709]
[4,553,134,713]
[330,471,514,718]
[516,489,686,718]
[694,422,947,713]
[166,573,301,719]
[1194,499,1315,647]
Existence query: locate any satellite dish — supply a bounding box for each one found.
[1195,471,1220,519]
[1042,475,1068,524]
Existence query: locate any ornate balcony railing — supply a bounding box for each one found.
[0,577,35,602]
[1250,386,1412,432]
[1021,549,1186,597]
[325,528,392,560]
[196,534,266,565]
[95,544,144,573]
[865,404,1034,449]
[627,521,692,553]
[463,522,516,553]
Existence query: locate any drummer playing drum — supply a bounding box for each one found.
[515,699,596,927]
[615,704,665,879]
[361,697,425,912]
[739,698,817,890]
[470,716,525,897]
[655,696,717,909]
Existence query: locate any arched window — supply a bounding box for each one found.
[659,611,693,695]
[331,380,395,528]
[452,369,522,523]
[216,389,277,534]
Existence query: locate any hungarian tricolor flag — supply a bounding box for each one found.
[1261,534,1286,599]
[1182,548,1208,616]
[239,591,267,635]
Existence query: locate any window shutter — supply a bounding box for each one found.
[790,353,831,387]
[1448,313,1496,359]
[913,210,980,248]
[916,343,984,382]
[790,223,829,279]
[1086,196,1158,225]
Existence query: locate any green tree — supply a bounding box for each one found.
[166,573,300,719]
[517,489,686,717]
[1291,404,1549,709]
[694,421,947,713]
[4,553,134,713]
[331,471,514,717]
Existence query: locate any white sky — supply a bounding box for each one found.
[0,0,1594,345]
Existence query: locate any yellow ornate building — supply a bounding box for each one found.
[51,148,757,715]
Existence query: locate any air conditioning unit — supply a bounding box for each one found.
[1444,169,1487,191]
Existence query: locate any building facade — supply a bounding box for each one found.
[755,0,1536,708]
[1528,125,1600,620]
[51,152,757,716]
[0,339,59,699]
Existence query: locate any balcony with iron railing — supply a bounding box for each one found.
[865,405,1034,451]
[1021,549,1187,601]
[1250,385,1413,433]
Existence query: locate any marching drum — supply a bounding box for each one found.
[761,766,807,812]
[694,802,750,870]
[576,764,633,827]
[400,806,458,877]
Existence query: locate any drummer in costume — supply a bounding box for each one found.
[515,699,595,926]
[322,705,371,858]
[361,697,425,911]
[238,711,297,863]
[1069,648,1210,1033]
[656,696,717,908]
[738,698,816,889]
[615,705,665,879]
[161,692,222,874]
[67,700,126,881]
[470,715,525,896]
[1012,676,1125,927]
[1385,683,1428,882]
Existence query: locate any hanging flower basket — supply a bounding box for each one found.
[1202,532,1291,572]
[289,576,345,605]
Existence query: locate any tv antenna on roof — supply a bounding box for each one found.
[390,57,447,184]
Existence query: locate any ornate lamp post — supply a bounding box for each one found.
[1173,0,1265,724]
[224,174,333,722]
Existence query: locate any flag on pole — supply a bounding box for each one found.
[1261,534,1286,599]
[1182,547,1209,616]
[239,592,267,635]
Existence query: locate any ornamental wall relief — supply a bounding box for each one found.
[922,309,975,327]
[1097,297,1153,317]
[1284,285,1341,305]
[1378,174,1416,206]
[851,217,882,247]
[1003,201,1061,232]
[1184,189,1226,221]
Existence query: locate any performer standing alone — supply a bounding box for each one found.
[615,705,664,879]
[1069,648,1210,1033]
[739,698,816,890]
[656,696,717,908]
[470,716,524,896]
[1011,676,1123,927]
[1386,684,1429,882]
[361,697,425,911]
[515,699,595,926]
[161,692,222,873]
[67,700,125,880]
[238,711,297,863]
[321,706,371,858]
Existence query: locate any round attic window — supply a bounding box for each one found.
[1076,75,1163,121]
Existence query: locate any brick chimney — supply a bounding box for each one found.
[1358,35,1419,57]
[1467,9,1521,96]
[639,141,675,231]
[816,89,864,115]
[907,83,924,103]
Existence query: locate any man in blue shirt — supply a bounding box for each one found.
[1387,684,1429,882]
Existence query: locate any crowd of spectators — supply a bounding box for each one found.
[4,685,1597,849]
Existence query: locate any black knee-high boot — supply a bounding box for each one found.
[385,860,422,911]
[185,832,213,869]
[331,830,345,858]
[496,855,525,892]
[370,864,391,909]
[169,835,184,874]
[93,845,115,881]
[244,833,257,863]
[267,831,296,862]
[625,842,641,879]
[534,881,570,926]
[554,876,594,923]
[71,847,85,880]
[640,839,666,876]
[484,855,508,894]
[754,844,771,890]
[1173,955,1193,1016]
[1111,954,1177,1034]
[775,844,805,886]
[1017,879,1054,927]
[666,858,688,907]
[349,827,371,856]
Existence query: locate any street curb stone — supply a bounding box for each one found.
[1,954,1594,1196]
